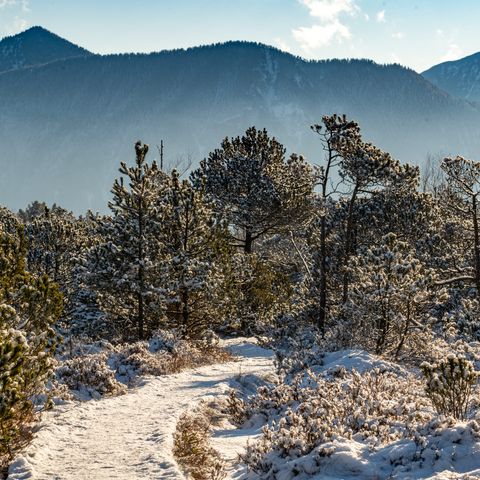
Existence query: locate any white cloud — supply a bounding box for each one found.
[436,29,444,37]
[293,0,358,51]
[392,32,404,39]
[274,38,292,53]
[390,53,401,64]
[0,0,28,11]
[440,43,464,62]
[0,0,17,8]
[376,10,386,23]
[299,0,358,22]
[293,20,351,49]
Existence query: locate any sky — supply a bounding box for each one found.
[0,0,478,72]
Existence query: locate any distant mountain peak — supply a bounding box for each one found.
[0,25,91,73]
[423,52,480,103]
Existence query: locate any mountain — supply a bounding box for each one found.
[423,52,480,103]
[1,30,480,212]
[0,26,91,73]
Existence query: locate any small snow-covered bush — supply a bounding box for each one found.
[56,332,232,398]
[113,342,174,377]
[237,368,433,477]
[264,321,324,377]
[173,408,226,480]
[114,333,231,380]
[56,353,126,399]
[421,355,479,419]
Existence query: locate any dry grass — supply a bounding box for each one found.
[173,405,226,480]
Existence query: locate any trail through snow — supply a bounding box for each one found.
[8,338,273,480]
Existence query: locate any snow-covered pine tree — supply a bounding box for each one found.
[87,141,165,340]
[17,201,49,223]
[336,136,419,304]
[309,114,361,333]
[0,215,62,466]
[191,127,316,254]
[439,156,480,295]
[60,211,106,338]
[25,205,80,285]
[347,233,434,357]
[156,170,230,338]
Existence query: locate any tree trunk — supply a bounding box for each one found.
[137,291,144,340]
[395,300,411,360]
[342,185,359,304]
[181,288,190,333]
[245,227,253,254]
[473,196,480,295]
[138,202,145,341]
[318,216,327,335]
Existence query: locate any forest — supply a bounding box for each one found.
[2,115,480,479]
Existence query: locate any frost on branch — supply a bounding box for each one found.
[421,355,479,420]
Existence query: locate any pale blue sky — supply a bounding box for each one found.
[0,0,478,71]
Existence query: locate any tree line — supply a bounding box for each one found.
[3,115,480,355]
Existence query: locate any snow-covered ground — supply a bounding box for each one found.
[8,338,274,480]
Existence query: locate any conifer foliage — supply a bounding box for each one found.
[157,170,230,337]
[87,142,163,340]
[0,219,62,468]
[192,127,316,254]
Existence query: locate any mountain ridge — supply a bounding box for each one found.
[0,26,91,73]
[1,28,480,212]
[423,52,480,103]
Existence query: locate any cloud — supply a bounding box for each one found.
[0,0,30,36]
[299,0,357,21]
[392,32,404,39]
[440,43,464,62]
[293,0,358,51]
[274,38,292,53]
[0,0,17,7]
[390,53,401,64]
[376,10,386,23]
[293,21,351,49]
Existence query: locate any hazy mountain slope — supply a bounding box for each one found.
[423,52,480,103]
[1,38,479,212]
[0,26,90,73]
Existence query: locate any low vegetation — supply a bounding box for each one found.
[3,114,480,476]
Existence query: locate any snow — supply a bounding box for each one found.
[7,338,274,480]
[8,339,480,479]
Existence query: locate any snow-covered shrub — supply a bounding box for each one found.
[421,355,479,419]
[56,353,126,399]
[345,233,435,358]
[148,329,184,353]
[238,368,433,477]
[0,220,62,469]
[113,342,174,378]
[0,327,35,466]
[270,322,324,377]
[225,388,248,426]
[173,408,226,480]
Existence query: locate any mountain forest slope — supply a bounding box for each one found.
[1,28,480,211]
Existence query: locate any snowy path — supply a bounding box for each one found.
[8,339,273,480]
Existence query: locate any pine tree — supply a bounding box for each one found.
[347,233,434,357]
[439,156,480,294]
[156,170,231,337]
[310,114,361,333]
[192,127,316,254]
[87,141,164,340]
[0,216,62,467]
[336,135,419,304]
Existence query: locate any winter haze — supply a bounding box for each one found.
[0,25,480,211]
[3,2,480,480]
